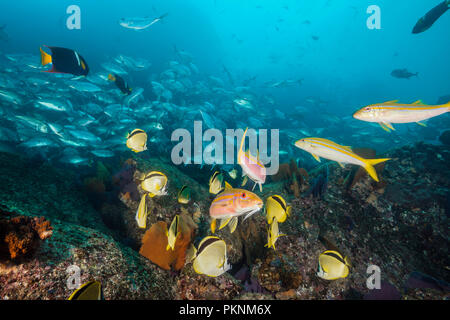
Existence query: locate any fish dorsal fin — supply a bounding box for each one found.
[383,100,398,104]
[342,145,352,152]
[224,181,233,190]
[412,100,425,105]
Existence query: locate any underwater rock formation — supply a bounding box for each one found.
[0,152,108,233]
[0,216,176,299]
[439,130,450,146]
[0,141,448,300]
[176,265,242,300]
[0,215,53,260]
[271,159,309,198]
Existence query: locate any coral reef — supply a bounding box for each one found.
[271,159,309,198]
[0,141,448,300]
[176,265,242,300]
[0,217,176,299]
[0,215,53,260]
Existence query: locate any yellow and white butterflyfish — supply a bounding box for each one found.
[192,236,231,277]
[141,171,168,197]
[317,250,351,280]
[265,195,291,224]
[126,128,147,152]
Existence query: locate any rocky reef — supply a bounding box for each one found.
[0,142,449,300]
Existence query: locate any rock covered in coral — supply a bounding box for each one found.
[175,264,242,300]
[0,217,176,300]
[439,130,450,146]
[0,152,108,233]
[0,215,53,260]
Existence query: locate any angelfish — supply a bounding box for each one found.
[237,127,266,192]
[353,100,450,132]
[40,46,89,76]
[412,0,450,34]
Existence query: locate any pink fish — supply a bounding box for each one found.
[237,127,266,192]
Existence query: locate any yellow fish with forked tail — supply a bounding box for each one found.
[295,137,390,182]
[353,100,450,132]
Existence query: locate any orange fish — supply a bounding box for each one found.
[209,182,263,233]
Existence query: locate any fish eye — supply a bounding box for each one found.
[241,192,246,198]
[364,107,371,111]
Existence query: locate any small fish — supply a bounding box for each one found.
[390,69,418,79]
[265,195,291,224]
[40,46,89,76]
[192,236,231,277]
[177,185,191,204]
[68,281,103,300]
[264,217,286,250]
[228,168,238,179]
[316,235,351,280]
[119,13,168,30]
[237,128,266,192]
[209,171,224,194]
[317,250,351,280]
[126,129,147,153]
[141,171,168,197]
[90,149,114,158]
[412,0,450,34]
[108,73,132,95]
[353,100,450,132]
[233,98,254,109]
[209,183,263,234]
[166,215,180,251]
[295,137,390,182]
[135,194,148,229]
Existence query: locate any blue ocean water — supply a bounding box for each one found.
[0,1,448,167]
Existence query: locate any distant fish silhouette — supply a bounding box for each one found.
[412,0,450,34]
[391,68,418,79]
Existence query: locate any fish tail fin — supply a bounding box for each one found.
[40,47,52,66]
[446,101,450,112]
[363,158,391,182]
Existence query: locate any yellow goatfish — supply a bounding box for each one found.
[294,137,390,182]
[353,100,450,132]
